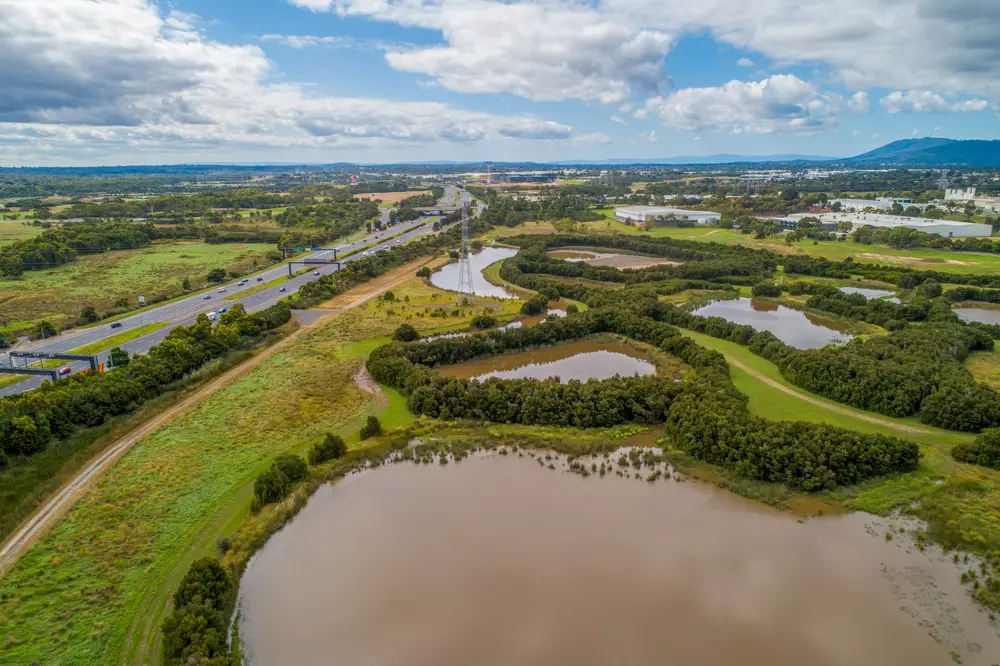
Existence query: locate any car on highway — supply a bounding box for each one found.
[218,307,228,313]
[59,367,72,376]
[257,277,264,282]
[207,312,217,321]
[203,295,211,300]
[278,287,286,292]
[313,271,319,276]
[217,287,226,293]
[110,322,122,329]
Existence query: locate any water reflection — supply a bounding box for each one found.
[692,298,851,349]
[238,455,999,666]
[431,247,518,299]
[955,307,1000,325]
[838,286,896,300]
[440,340,657,382]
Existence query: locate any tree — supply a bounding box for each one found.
[471,314,496,329]
[953,429,1000,470]
[416,266,432,278]
[393,323,419,342]
[520,294,548,315]
[471,240,483,250]
[309,433,347,465]
[37,320,56,338]
[273,454,307,483]
[206,268,227,283]
[80,306,99,324]
[109,347,130,368]
[565,303,579,314]
[181,277,191,291]
[252,467,289,507]
[359,415,382,440]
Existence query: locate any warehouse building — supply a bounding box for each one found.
[614,206,722,226]
[829,197,933,213]
[787,212,992,238]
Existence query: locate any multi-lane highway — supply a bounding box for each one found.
[0,186,477,398]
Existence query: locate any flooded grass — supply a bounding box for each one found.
[692,297,852,349]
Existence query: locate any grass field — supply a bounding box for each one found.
[0,220,42,246]
[0,271,525,665]
[353,190,430,207]
[0,241,274,328]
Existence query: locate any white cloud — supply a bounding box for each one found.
[0,0,575,161]
[880,90,990,114]
[572,132,613,145]
[736,57,754,67]
[259,34,410,52]
[644,74,868,134]
[292,0,1000,114]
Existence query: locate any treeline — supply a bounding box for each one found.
[497,237,1000,433]
[471,191,603,227]
[0,221,169,277]
[395,186,444,208]
[369,306,919,490]
[273,191,378,232]
[800,283,952,329]
[52,188,288,220]
[0,302,291,464]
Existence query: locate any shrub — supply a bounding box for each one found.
[161,558,233,666]
[953,429,1000,470]
[252,466,289,508]
[206,267,227,283]
[273,454,307,483]
[750,282,781,298]
[360,415,383,440]
[520,294,548,315]
[393,323,419,342]
[108,346,130,367]
[309,433,347,465]
[79,306,99,324]
[471,314,496,329]
[416,266,432,277]
[565,304,579,314]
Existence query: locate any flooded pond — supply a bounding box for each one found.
[438,340,658,382]
[955,307,1000,325]
[692,298,851,349]
[431,246,518,299]
[838,286,898,301]
[548,249,679,269]
[238,454,1000,666]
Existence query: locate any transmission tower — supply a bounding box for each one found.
[456,208,475,305]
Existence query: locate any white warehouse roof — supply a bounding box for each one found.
[614,206,722,223]
[788,212,992,238]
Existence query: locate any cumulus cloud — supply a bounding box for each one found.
[644,75,868,134]
[736,57,754,67]
[259,34,410,52]
[0,0,575,160]
[293,0,1000,113]
[880,90,990,114]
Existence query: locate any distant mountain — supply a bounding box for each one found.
[555,154,836,166]
[845,138,1000,167]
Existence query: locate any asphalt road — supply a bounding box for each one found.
[0,186,477,398]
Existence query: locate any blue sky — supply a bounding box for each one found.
[0,0,998,165]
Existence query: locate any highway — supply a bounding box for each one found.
[0,186,476,398]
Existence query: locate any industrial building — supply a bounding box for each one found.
[829,197,933,213]
[486,171,558,184]
[943,187,1000,213]
[614,206,722,226]
[787,212,992,238]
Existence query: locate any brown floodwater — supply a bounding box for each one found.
[431,246,518,298]
[955,307,1000,325]
[692,297,851,349]
[237,454,1000,666]
[437,340,657,382]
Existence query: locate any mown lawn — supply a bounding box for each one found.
[0,241,274,327]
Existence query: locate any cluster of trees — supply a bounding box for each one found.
[952,429,1000,470]
[0,221,161,276]
[161,558,236,666]
[273,191,378,232]
[801,284,952,328]
[394,187,444,208]
[469,191,602,227]
[0,302,291,464]
[368,306,918,489]
[51,188,288,220]
[252,454,308,511]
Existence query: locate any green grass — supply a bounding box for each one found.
[0,373,30,390]
[0,241,275,328]
[0,220,42,246]
[68,322,169,356]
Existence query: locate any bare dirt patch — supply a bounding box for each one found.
[319,255,449,310]
[548,250,680,269]
[353,190,430,205]
[857,252,969,266]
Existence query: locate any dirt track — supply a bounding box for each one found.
[0,256,437,575]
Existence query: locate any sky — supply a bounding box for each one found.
[1,0,999,166]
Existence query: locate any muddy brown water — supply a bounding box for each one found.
[431,246,518,299]
[692,297,851,349]
[955,307,1000,325]
[437,340,657,382]
[238,454,1000,666]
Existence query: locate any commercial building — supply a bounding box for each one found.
[614,206,722,226]
[829,197,933,213]
[486,171,558,184]
[787,212,992,238]
[943,187,1000,213]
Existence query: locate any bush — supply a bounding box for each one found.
[393,323,419,342]
[79,306,99,324]
[206,267,227,283]
[273,454,307,483]
[471,314,496,329]
[952,429,1000,469]
[416,266,432,278]
[565,304,579,314]
[520,294,548,315]
[108,346,129,367]
[161,558,233,666]
[309,433,347,465]
[360,415,382,440]
[750,282,781,298]
[252,466,289,509]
